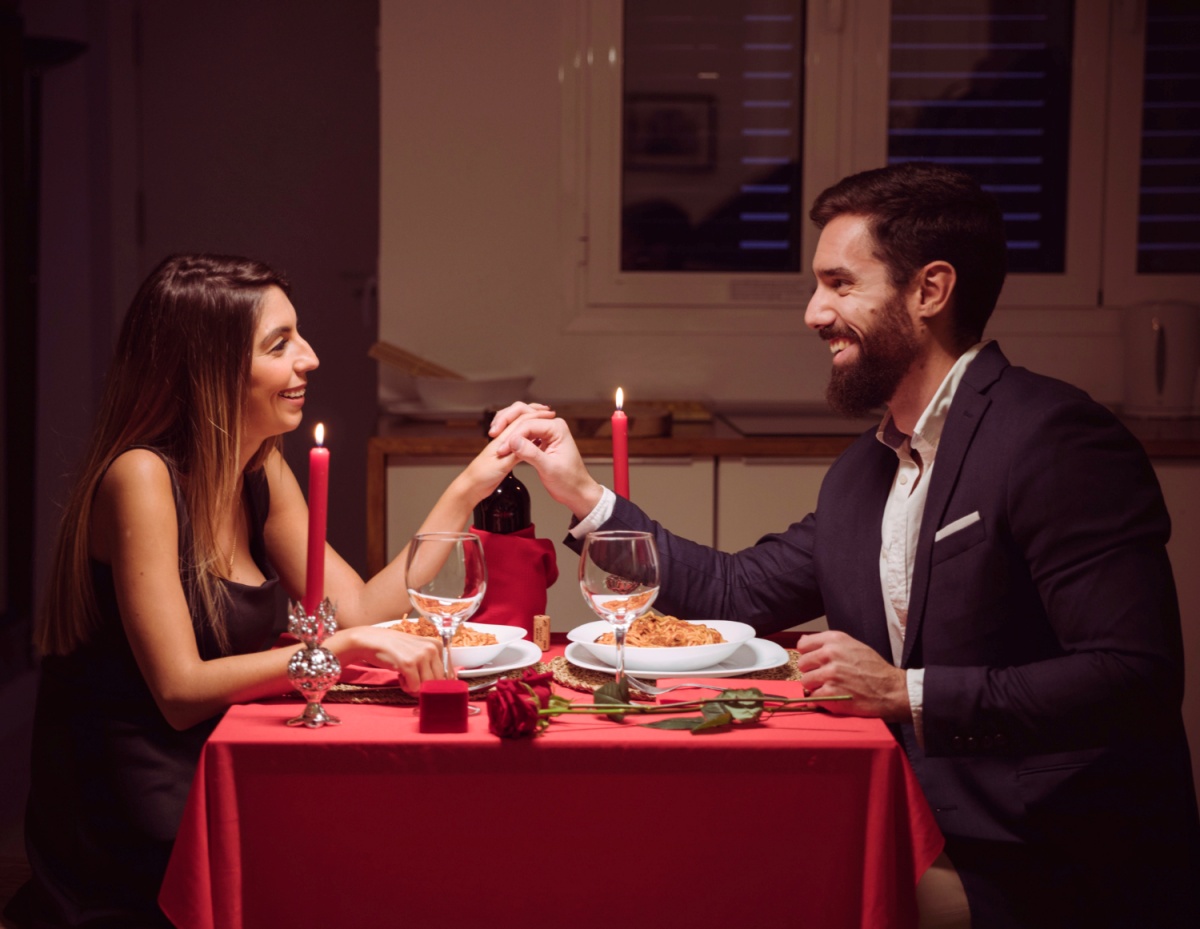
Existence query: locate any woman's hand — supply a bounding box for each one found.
[326,625,445,693]
[455,402,558,503]
[487,401,553,436]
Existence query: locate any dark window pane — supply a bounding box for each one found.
[1137,0,1200,274]
[621,0,804,273]
[887,0,1074,273]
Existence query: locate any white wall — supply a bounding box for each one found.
[376,0,1170,411]
[378,0,833,406]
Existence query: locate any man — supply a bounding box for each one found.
[492,162,1200,928]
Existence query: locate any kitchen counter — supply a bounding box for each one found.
[366,408,1200,573]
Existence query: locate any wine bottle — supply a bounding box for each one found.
[473,470,531,534]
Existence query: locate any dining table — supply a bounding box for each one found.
[158,642,944,929]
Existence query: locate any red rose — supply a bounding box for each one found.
[518,668,555,711]
[486,677,542,738]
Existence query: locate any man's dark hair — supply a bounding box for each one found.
[810,162,1008,346]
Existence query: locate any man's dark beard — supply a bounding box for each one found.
[825,295,920,417]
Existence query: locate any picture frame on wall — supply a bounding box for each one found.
[624,93,717,172]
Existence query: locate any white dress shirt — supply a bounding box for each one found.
[877,341,988,743]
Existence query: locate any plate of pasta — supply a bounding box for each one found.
[375,617,526,669]
[566,615,757,673]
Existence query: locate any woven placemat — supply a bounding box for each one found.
[317,662,554,705]
[550,650,801,695]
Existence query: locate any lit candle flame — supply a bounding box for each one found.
[615,387,624,411]
[315,423,325,446]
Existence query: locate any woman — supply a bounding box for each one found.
[5,254,548,928]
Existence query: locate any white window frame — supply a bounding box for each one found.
[1101,0,1198,307]
[561,0,886,335]
[559,0,1194,338]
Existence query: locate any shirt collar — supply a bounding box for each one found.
[876,339,991,458]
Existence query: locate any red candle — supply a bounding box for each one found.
[303,423,330,615]
[612,388,629,499]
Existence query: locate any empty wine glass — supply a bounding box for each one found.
[579,530,660,686]
[406,531,488,714]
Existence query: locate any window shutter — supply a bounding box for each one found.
[1136,0,1200,274]
[621,0,805,273]
[886,1,1075,273]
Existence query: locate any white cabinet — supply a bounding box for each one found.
[716,458,833,634]
[715,459,830,552]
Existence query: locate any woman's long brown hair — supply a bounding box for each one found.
[37,254,289,656]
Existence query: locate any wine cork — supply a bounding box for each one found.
[533,614,551,651]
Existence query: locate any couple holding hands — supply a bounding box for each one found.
[9,162,1198,929]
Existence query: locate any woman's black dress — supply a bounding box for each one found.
[5,457,284,928]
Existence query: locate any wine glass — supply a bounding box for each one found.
[579,530,660,686]
[405,531,488,714]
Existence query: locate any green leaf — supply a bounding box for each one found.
[692,710,734,733]
[718,687,765,701]
[722,701,765,723]
[593,679,631,704]
[592,679,632,721]
[643,717,706,731]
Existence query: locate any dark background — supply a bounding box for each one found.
[1,0,381,871]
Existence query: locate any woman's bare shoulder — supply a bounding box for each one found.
[91,449,178,562]
[100,447,175,496]
[259,446,301,495]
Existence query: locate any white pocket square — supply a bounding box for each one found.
[935,511,981,542]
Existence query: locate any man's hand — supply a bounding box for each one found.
[794,630,912,723]
[488,402,603,520]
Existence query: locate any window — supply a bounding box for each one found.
[1135,0,1200,275]
[569,0,1196,330]
[620,1,804,274]
[573,0,864,329]
[1102,0,1200,305]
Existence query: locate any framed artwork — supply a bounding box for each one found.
[624,93,717,172]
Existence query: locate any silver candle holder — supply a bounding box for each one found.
[286,597,342,728]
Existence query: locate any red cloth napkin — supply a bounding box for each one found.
[469,525,558,636]
[339,663,403,687]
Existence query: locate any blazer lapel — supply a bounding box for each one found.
[855,445,903,661]
[900,344,1006,667]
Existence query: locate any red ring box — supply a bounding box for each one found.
[418,680,469,733]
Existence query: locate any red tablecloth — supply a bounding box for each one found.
[160,661,943,929]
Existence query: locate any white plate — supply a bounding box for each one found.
[564,638,789,679]
[456,638,543,679]
[566,619,756,672]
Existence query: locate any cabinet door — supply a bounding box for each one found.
[716,459,829,551]
[716,458,831,633]
[386,457,714,631]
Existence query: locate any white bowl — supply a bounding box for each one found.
[375,620,527,669]
[414,375,534,411]
[566,619,756,673]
